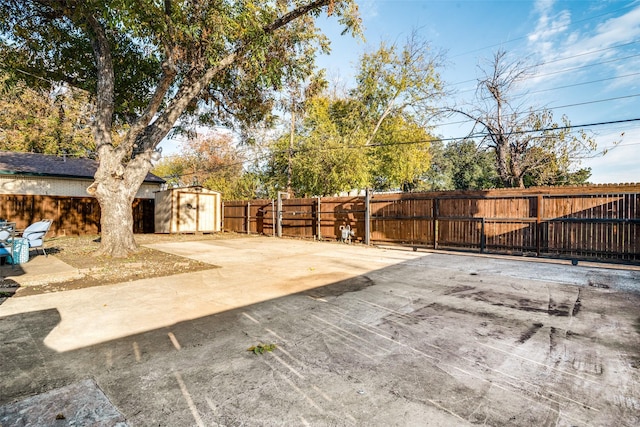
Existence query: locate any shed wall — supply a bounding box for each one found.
[154,190,173,233]
[155,188,221,233]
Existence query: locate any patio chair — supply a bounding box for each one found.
[0,222,16,266]
[22,219,52,257]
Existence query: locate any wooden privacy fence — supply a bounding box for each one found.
[223,184,640,263]
[0,195,155,236]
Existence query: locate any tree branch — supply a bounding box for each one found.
[127,55,178,152]
[140,0,334,150]
[85,13,115,156]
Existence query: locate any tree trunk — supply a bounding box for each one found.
[510,159,525,188]
[88,151,153,257]
[508,144,526,188]
[95,184,137,257]
[495,139,510,187]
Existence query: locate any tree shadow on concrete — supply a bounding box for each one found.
[1,256,639,426]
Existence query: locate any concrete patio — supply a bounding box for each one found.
[1,237,639,426]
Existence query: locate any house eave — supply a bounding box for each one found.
[0,170,164,184]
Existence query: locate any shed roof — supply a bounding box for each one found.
[157,185,221,195]
[0,151,165,183]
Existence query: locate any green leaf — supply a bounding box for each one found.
[247,343,277,355]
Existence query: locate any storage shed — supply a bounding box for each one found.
[154,186,222,233]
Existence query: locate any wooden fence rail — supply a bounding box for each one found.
[223,184,640,264]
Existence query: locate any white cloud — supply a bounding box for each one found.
[528,10,571,44]
[357,0,379,20]
[588,6,640,47]
[528,0,571,44]
[521,2,640,101]
[528,3,640,71]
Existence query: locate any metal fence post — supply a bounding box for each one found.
[433,198,439,250]
[536,194,543,256]
[316,196,321,240]
[480,217,486,253]
[271,199,275,237]
[277,194,282,238]
[364,189,371,245]
[277,191,288,238]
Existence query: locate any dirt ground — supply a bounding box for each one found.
[1,233,247,298]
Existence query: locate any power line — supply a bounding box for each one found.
[299,116,640,149]
[500,117,640,137]
[526,71,640,95]
[449,39,640,86]
[157,116,640,179]
[533,52,640,80]
[547,93,640,110]
[452,51,640,91]
[534,39,640,68]
[7,60,636,155]
[432,93,640,131]
[362,117,640,148]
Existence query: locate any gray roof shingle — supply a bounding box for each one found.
[0,151,165,183]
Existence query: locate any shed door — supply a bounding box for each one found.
[197,194,216,232]
[177,192,198,232]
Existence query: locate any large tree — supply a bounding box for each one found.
[345,34,443,191]
[422,139,498,191]
[368,113,433,191]
[453,50,595,188]
[264,35,444,195]
[0,0,359,256]
[264,93,438,196]
[350,32,444,145]
[443,140,498,190]
[264,95,371,196]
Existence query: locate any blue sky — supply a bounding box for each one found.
[316,0,640,184]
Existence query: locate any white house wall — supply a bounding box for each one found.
[0,175,159,199]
